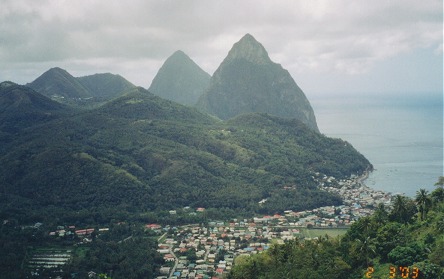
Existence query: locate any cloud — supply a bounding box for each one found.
[0,0,442,91]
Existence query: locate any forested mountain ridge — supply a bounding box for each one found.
[27,67,135,106]
[27,67,92,99]
[196,34,319,132]
[149,50,211,106]
[0,81,72,135]
[77,72,136,99]
[228,183,444,279]
[0,84,371,225]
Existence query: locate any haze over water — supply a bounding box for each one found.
[312,93,443,197]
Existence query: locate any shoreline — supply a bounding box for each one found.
[316,170,393,221]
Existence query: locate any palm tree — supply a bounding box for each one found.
[391,195,416,223]
[415,189,431,221]
[357,217,374,239]
[354,236,376,267]
[392,195,407,222]
[373,203,388,223]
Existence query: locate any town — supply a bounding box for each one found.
[151,173,394,279]
[37,173,394,279]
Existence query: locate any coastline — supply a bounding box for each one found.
[316,170,393,222]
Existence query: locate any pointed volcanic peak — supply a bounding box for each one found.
[28,67,91,99]
[224,33,272,65]
[77,73,136,99]
[197,34,319,132]
[0,81,70,132]
[149,50,211,106]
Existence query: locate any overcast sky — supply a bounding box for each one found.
[1,0,442,96]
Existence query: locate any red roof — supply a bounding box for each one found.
[75,228,94,235]
[145,224,161,229]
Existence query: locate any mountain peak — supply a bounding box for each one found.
[148,50,210,106]
[163,50,194,67]
[196,34,319,132]
[0,81,16,89]
[225,33,271,64]
[44,67,73,79]
[47,66,67,73]
[28,67,91,99]
[171,50,188,58]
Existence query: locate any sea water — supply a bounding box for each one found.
[311,93,443,197]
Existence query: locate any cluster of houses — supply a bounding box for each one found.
[37,173,394,278]
[155,223,275,279]
[153,174,395,278]
[48,225,109,240]
[321,174,393,210]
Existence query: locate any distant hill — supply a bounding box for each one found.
[27,68,135,106]
[0,81,70,134]
[149,50,211,106]
[27,67,91,100]
[197,34,319,132]
[77,72,136,99]
[0,86,371,224]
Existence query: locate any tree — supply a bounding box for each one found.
[375,222,406,262]
[388,246,417,266]
[431,187,444,204]
[373,203,389,224]
[435,176,444,189]
[415,189,431,221]
[390,195,416,223]
[357,236,376,266]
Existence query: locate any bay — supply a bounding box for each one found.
[311,93,443,197]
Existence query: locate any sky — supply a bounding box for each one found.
[1,0,442,96]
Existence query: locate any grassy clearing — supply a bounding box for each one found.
[300,228,348,239]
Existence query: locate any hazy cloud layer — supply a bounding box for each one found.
[0,0,442,94]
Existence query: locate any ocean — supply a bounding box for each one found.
[311,93,443,197]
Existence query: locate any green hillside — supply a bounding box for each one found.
[77,72,136,99]
[0,85,371,225]
[27,67,91,99]
[228,181,444,279]
[0,81,71,136]
[27,68,136,107]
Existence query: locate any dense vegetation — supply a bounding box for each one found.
[0,83,371,227]
[0,219,162,279]
[62,224,163,279]
[0,80,373,278]
[229,181,444,279]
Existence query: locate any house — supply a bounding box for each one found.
[146,224,162,230]
[164,255,175,262]
[75,228,95,236]
[160,267,171,274]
